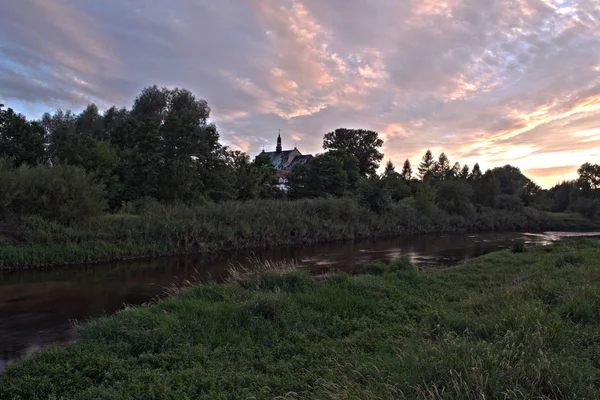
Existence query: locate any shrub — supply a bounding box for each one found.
[496,194,524,212]
[0,158,17,217]
[357,177,392,214]
[1,162,106,223]
[436,180,474,217]
[511,240,526,253]
[415,182,437,215]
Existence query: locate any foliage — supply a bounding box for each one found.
[550,181,574,212]
[577,162,600,191]
[436,180,474,217]
[2,197,589,270]
[471,163,483,180]
[400,158,412,180]
[459,164,470,180]
[415,180,437,215]
[432,152,451,181]
[472,170,501,207]
[357,176,393,214]
[3,240,600,399]
[495,194,524,212]
[287,153,350,198]
[0,108,46,167]
[511,239,526,253]
[418,149,435,180]
[2,91,600,251]
[0,160,105,223]
[322,128,383,177]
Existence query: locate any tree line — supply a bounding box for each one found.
[1,86,599,223]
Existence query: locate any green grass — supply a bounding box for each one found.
[2,198,598,270]
[2,239,600,399]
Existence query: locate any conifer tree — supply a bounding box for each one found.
[418,150,435,180]
[401,158,413,180]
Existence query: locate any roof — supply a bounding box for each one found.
[288,154,314,169]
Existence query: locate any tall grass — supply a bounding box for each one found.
[1,198,598,269]
[2,240,599,398]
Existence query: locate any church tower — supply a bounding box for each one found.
[276,132,282,153]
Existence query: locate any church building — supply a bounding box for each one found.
[258,134,313,188]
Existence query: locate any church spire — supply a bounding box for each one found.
[276,129,282,153]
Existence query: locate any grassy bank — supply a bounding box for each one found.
[2,239,600,398]
[1,198,599,270]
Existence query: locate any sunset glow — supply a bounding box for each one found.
[1,0,599,187]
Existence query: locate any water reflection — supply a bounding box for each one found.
[0,231,597,372]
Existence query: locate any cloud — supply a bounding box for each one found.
[0,0,599,187]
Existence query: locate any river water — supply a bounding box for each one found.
[0,231,597,372]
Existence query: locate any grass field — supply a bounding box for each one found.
[1,239,599,399]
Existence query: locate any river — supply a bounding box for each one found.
[0,231,597,372]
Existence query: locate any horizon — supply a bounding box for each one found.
[1,0,599,188]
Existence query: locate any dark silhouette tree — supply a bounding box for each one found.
[287,153,349,199]
[577,163,600,191]
[383,160,397,178]
[322,128,383,177]
[418,150,435,180]
[433,152,451,181]
[0,108,46,167]
[401,159,413,180]
[459,164,470,180]
[436,180,474,217]
[470,163,483,181]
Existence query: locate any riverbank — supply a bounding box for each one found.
[2,239,600,398]
[1,198,599,270]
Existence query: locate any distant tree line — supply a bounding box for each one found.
[1,86,599,223]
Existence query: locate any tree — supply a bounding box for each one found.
[383,160,397,178]
[418,150,435,180]
[77,104,104,140]
[381,160,410,202]
[357,176,393,214]
[42,110,83,166]
[491,165,529,196]
[322,128,383,177]
[436,180,474,217]
[570,163,600,217]
[459,164,470,180]
[0,108,46,167]
[551,181,574,212]
[287,153,349,199]
[576,163,600,192]
[401,159,412,180]
[415,180,437,214]
[472,170,500,207]
[450,162,461,179]
[326,150,361,191]
[470,163,482,180]
[125,86,220,203]
[433,152,451,181]
[232,152,280,200]
[0,104,6,125]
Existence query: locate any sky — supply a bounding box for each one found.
[1,0,599,188]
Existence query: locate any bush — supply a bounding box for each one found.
[511,240,526,253]
[571,198,600,219]
[0,158,17,217]
[495,194,524,212]
[0,161,106,223]
[436,180,474,217]
[415,182,437,215]
[357,177,392,214]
